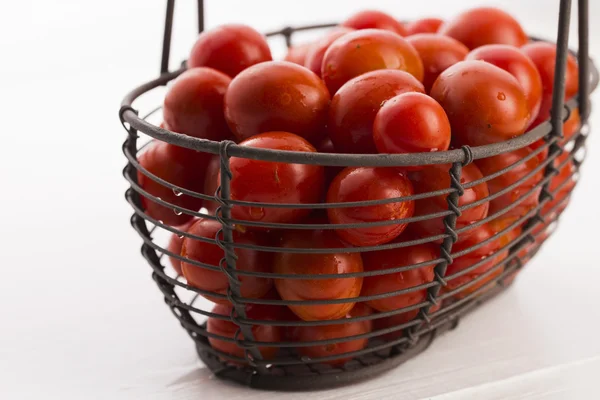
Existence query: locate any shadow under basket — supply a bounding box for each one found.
[120,0,597,391]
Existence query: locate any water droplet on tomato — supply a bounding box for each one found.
[248,207,265,220]
[173,208,183,216]
[497,92,506,101]
[173,188,183,197]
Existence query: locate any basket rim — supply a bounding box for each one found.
[120,27,598,167]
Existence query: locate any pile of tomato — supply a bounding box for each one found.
[137,7,581,365]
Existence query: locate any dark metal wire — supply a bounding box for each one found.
[120,0,595,391]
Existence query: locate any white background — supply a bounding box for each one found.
[1,1,600,399]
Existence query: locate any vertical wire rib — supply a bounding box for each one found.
[216,141,267,373]
[578,0,590,123]
[161,0,176,74]
[197,0,205,34]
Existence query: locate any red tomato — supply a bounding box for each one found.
[163,68,232,141]
[361,244,437,315]
[284,42,314,65]
[181,218,273,304]
[328,69,425,154]
[476,147,543,222]
[405,18,444,35]
[289,303,373,365]
[322,29,424,94]
[530,108,581,162]
[467,45,543,127]
[521,42,579,127]
[327,167,415,246]
[222,132,325,227]
[407,34,469,93]
[304,28,354,77]
[341,10,407,36]
[439,7,528,50]
[188,24,272,77]
[224,61,330,145]
[316,138,344,188]
[431,61,530,146]
[137,142,208,227]
[202,156,221,214]
[543,152,577,220]
[444,223,508,298]
[167,219,197,275]
[374,303,441,341]
[207,303,283,362]
[409,163,490,240]
[373,92,451,160]
[273,229,363,321]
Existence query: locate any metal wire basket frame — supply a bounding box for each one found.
[119,0,597,391]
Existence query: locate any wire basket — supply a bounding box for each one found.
[120,0,597,391]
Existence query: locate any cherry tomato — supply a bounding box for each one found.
[273,229,363,321]
[327,167,415,246]
[163,68,233,141]
[467,45,543,127]
[328,69,425,154]
[361,244,437,315]
[439,7,528,50]
[431,60,530,146]
[207,303,283,362]
[181,218,273,304]
[409,163,490,240]
[322,29,424,95]
[341,10,407,36]
[444,223,508,299]
[530,108,581,162]
[289,303,373,365]
[373,92,451,161]
[316,138,344,189]
[304,28,354,77]
[521,42,579,127]
[224,61,330,144]
[284,42,314,65]
[167,219,197,275]
[407,34,469,93]
[374,303,441,341]
[221,132,325,227]
[476,147,543,222]
[188,24,272,77]
[405,18,444,35]
[137,142,209,227]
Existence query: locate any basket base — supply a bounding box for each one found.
[196,282,512,391]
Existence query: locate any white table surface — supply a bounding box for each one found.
[2,0,600,399]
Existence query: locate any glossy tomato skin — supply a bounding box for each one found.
[361,244,438,315]
[431,61,530,146]
[224,61,330,145]
[207,303,283,362]
[409,163,490,240]
[163,68,233,141]
[137,142,209,227]
[273,229,363,321]
[530,108,581,163]
[188,24,272,77]
[327,167,415,246]
[322,29,424,95]
[223,132,325,227]
[304,28,354,77]
[521,42,580,127]
[373,92,451,161]
[181,218,273,304]
[341,10,407,36]
[439,7,528,50]
[444,223,508,299]
[284,42,314,65]
[289,303,373,366]
[405,18,444,35]
[467,45,543,127]
[328,69,425,154]
[167,219,197,275]
[407,34,469,92]
[476,147,543,222]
